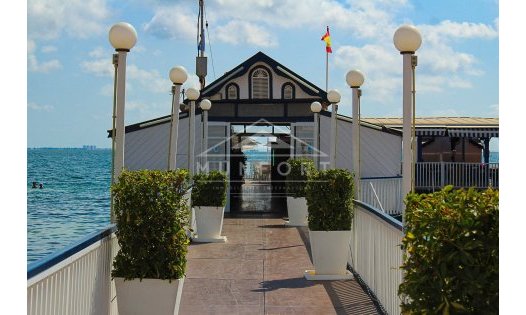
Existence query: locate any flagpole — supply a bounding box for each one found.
[326,51,328,92]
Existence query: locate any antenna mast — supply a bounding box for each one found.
[196,0,207,90]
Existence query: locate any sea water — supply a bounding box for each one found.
[27,148,111,264]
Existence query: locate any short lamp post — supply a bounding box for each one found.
[186,87,200,177]
[310,101,322,169]
[394,24,422,221]
[346,70,365,199]
[109,22,137,223]
[168,66,188,170]
[200,99,212,170]
[327,89,341,169]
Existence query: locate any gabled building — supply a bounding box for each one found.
[120,52,403,212]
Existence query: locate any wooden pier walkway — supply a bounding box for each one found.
[179,217,380,314]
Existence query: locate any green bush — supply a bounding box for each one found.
[111,169,191,281]
[399,186,499,314]
[286,158,315,198]
[305,169,354,231]
[191,170,228,207]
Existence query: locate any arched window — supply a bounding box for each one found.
[282,83,294,99]
[226,83,239,100]
[251,68,269,99]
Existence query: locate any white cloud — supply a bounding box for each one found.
[127,65,171,94]
[28,40,62,73]
[215,20,277,47]
[419,20,498,46]
[41,45,57,53]
[28,102,54,111]
[28,0,110,40]
[144,5,196,40]
[81,58,113,77]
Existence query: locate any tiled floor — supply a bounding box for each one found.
[179,218,379,314]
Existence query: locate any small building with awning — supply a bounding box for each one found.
[362,117,499,163]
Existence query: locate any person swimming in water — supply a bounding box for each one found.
[32,182,38,189]
[39,183,43,189]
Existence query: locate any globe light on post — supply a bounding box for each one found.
[109,22,137,223]
[327,89,341,169]
[394,24,422,224]
[167,66,188,170]
[200,99,212,169]
[311,101,322,169]
[346,69,365,199]
[186,87,200,177]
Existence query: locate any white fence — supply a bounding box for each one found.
[349,201,404,315]
[27,226,119,315]
[360,177,403,215]
[416,162,499,190]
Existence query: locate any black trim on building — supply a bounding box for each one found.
[281,82,295,99]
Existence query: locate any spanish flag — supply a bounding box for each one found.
[321,26,332,53]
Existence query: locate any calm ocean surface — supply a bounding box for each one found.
[26,148,499,265]
[27,148,111,264]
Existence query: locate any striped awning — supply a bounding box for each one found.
[447,128,499,138]
[416,128,446,136]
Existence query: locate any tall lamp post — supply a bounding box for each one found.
[346,70,365,199]
[310,101,322,169]
[109,22,137,223]
[186,87,200,176]
[168,66,188,170]
[200,99,212,170]
[393,24,422,221]
[327,89,341,169]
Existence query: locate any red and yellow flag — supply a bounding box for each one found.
[321,26,332,53]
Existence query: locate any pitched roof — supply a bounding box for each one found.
[201,51,328,100]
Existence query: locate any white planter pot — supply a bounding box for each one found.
[194,206,226,242]
[115,277,185,315]
[308,230,352,278]
[286,197,308,226]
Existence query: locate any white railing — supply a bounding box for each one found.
[360,177,403,215]
[349,201,404,315]
[27,225,119,315]
[416,162,499,190]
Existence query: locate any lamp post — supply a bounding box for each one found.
[310,101,322,169]
[168,66,188,170]
[327,89,341,169]
[200,99,212,170]
[346,70,365,199]
[186,87,200,176]
[394,24,422,220]
[109,22,137,223]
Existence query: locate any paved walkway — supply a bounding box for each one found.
[179,218,379,314]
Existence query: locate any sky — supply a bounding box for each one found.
[25,0,499,149]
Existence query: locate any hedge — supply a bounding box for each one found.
[191,170,228,207]
[111,169,191,281]
[305,169,354,231]
[286,158,315,198]
[399,186,499,314]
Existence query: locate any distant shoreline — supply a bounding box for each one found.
[28,147,111,150]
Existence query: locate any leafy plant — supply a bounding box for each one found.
[399,186,499,314]
[111,169,191,281]
[305,169,354,231]
[286,158,315,198]
[191,170,228,207]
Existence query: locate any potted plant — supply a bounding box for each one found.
[191,170,228,242]
[285,158,315,226]
[304,169,355,280]
[112,169,191,315]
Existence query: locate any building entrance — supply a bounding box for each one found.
[229,123,290,214]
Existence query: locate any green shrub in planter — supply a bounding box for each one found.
[191,170,227,207]
[111,169,191,281]
[305,169,354,231]
[286,158,315,198]
[399,186,499,314]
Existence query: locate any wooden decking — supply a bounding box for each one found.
[179,217,380,314]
